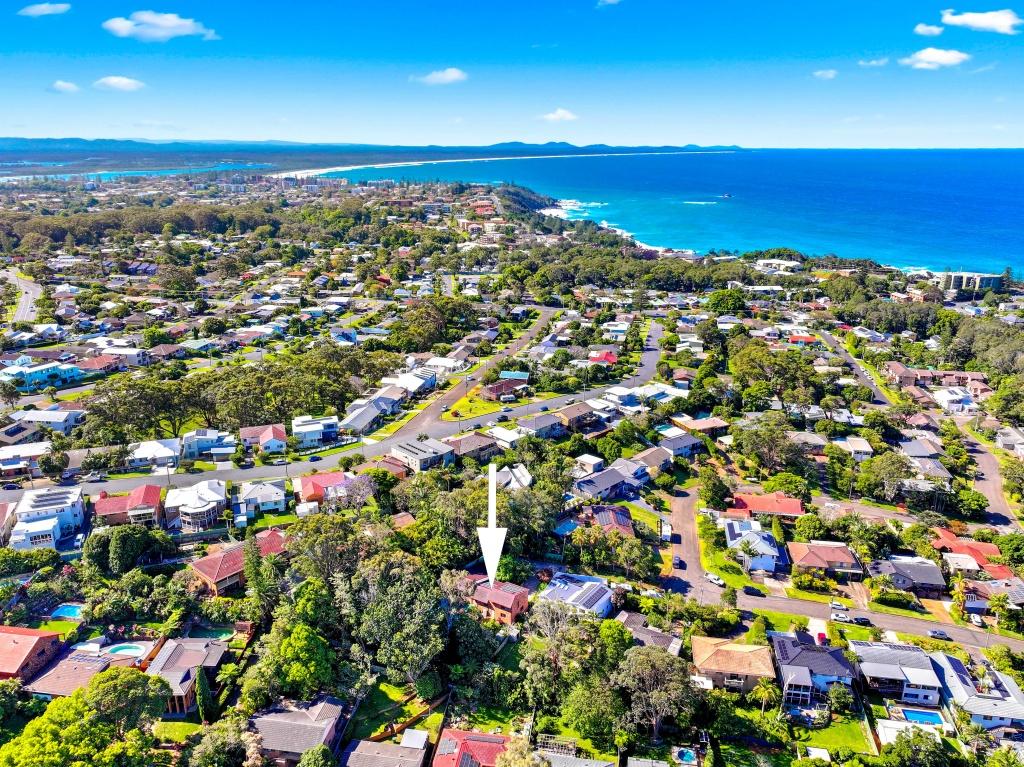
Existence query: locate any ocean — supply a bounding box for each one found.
[324,150,1024,274]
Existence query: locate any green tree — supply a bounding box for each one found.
[298,744,337,767]
[278,623,336,699]
[182,717,263,767]
[749,677,781,714]
[698,465,733,511]
[561,679,623,748]
[195,666,214,724]
[83,666,171,737]
[763,472,811,503]
[882,727,948,767]
[826,683,853,713]
[612,646,697,738]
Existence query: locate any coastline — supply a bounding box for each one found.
[266,149,734,179]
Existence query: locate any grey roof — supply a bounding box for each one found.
[931,652,1024,720]
[146,638,226,697]
[543,753,615,767]
[340,739,427,767]
[615,611,683,656]
[867,556,946,589]
[575,468,630,496]
[899,439,942,459]
[848,641,941,687]
[517,413,562,432]
[771,635,855,679]
[252,696,347,756]
[659,433,702,451]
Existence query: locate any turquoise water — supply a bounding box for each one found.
[50,603,82,620]
[106,643,145,656]
[901,708,943,725]
[325,150,1024,273]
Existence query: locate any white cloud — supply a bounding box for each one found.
[93,75,146,91]
[813,69,838,80]
[541,107,579,122]
[16,3,70,16]
[49,80,79,93]
[941,8,1023,34]
[102,10,218,42]
[914,23,945,36]
[410,67,468,85]
[899,47,971,69]
[858,57,890,67]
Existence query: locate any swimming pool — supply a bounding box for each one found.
[106,643,146,657]
[901,708,943,725]
[50,603,83,620]
[676,748,698,765]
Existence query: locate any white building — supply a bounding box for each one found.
[165,480,228,533]
[10,486,85,550]
[291,415,339,449]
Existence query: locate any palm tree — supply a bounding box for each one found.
[988,746,1024,767]
[961,722,993,756]
[750,676,781,714]
[215,662,241,688]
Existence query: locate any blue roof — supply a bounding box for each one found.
[499,370,530,381]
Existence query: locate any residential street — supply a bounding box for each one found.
[957,416,1019,531]
[2,270,41,323]
[818,329,891,405]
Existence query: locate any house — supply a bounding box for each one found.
[340,400,389,435]
[487,426,527,450]
[10,486,85,550]
[239,423,288,455]
[25,651,137,700]
[8,408,84,436]
[658,433,703,459]
[340,736,428,767]
[573,468,634,501]
[0,626,63,681]
[353,456,410,480]
[679,416,729,439]
[443,432,501,462]
[848,641,941,706]
[251,696,348,767]
[479,379,527,402]
[866,556,946,598]
[0,361,82,392]
[787,540,863,581]
[432,730,508,767]
[128,438,181,469]
[181,428,237,461]
[516,413,566,440]
[833,436,874,462]
[291,415,340,449]
[538,573,613,617]
[164,480,228,532]
[495,463,532,491]
[690,635,775,693]
[632,446,673,473]
[294,471,356,504]
[580,504,635,537]
[147,638,228,716]
[771,634,856,706]
[725,492,804,520]
[235,480,287,519]
[615,611,683,656]
[721,519,783,573]
[464,573,529,625]
[933,386,976,414]
[92,484,163,528]
[390,438,454,473]
[555,402,605,435]
[931,527,1012,580]
[931,652,1024,730]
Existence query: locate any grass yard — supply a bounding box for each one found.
[192,460,217,472]
[696,528,766,594]
[153,721,201,743]
[792,713,874,755]
[367,406,426,439]
[307,441,363,458]
[620,501,663,534]
[107,469,156,480]
[349,681,421,741]
[785,588,853,607]
[27,619,79,637]
[458,703,522,736]
[537,720,617,761]
[867,601,937,621]
[251,511,298,530]
[838,625,877,642]
[752,609,808,633]
[717,743,794,767]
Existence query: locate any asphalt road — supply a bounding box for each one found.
[2,270,41,323]
[818,329,891,405]
[957,417,1019,531]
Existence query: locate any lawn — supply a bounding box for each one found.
[621,501,663,534]
[751,609,808,633]
[785,588,852,607]
[349,681,422,741]
[537,720,617,761]
[867,601,937,621]
[27,619,79,637]
[107,469,157,480]
[251,511,298,530]
[306,441,362,458]
[458,703,522,736]
[838,625,877,642]
[792,713,874,755]
[717,743,794,767]
[696,527,766,594]
[153,721,201,743]
[367,406,426,439]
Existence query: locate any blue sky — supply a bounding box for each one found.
[1,1,1022,147]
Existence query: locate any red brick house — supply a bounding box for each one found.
[463,574,529,625]
[0,626,63,681]
[725,492,804,521]
[191,528,288,595]
[92,484,163,528]
[432,730,508,767]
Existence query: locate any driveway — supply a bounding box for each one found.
[956,418,1018,531]
[2,270,42,323]
[818,329,890,405]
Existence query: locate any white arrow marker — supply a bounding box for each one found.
[477,463,507,588]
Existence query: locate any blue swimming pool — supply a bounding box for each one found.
[902,708,943,725]
[676,748,698,765]
[50,603,83,620]
[106,643,145,657]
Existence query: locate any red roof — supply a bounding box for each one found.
[433,730,508,767]
[931,527,1010,577]
[294,470,353,503]
[728,492,804,518]
[589,350,618,365]
[93,484,162,517]
[191,528,288,586]
[464,574,528,610]
[77,354,120,370]
[0,626,61,677]
[239,423,286,446]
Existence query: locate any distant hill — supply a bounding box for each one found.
[0,137,741,176]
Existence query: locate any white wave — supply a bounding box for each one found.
[682,200,718,206]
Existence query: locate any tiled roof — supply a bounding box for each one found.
[25,651,135,698]
[191,528,287,585]
[787,540,860,569]
[433,730,508,767]
[0,626,61,677]
[251,696,346,755]
[466,574,528,610]
[729,492,804,518]
[691,636,775,677]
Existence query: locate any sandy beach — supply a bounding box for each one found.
[266,150,733,179]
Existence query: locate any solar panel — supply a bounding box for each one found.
[578,585,605,610]
[437,739,457,756]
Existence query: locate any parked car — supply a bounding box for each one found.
[501,407,512,412]
[704,572,725,587]
[539,405,549,412]
[2,483,20,490]
[830,612,852,623]
[927,630,951,640]
[269,458,287,466]
[309,455,321,462]
[816,632,828,645]
[853,616,872,626]
[73,533,85,548]
[970,614,984,627]
[497,414,510,422]
[672,555,683,569]
[829,601,848,611]
[743,585,765,597]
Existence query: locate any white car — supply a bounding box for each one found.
[704,572,725,587]
[830,612,852,623]
[969,614,984,627]
[829,601,848,611]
